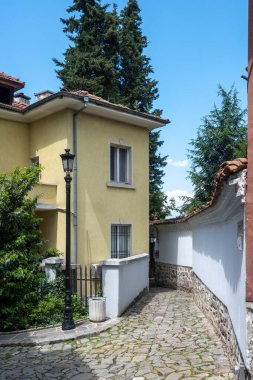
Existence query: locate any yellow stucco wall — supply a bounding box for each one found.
[0,108,149,268]
[37,210,58,251]
[29,110,73,255]
[30,110,71,208]
[0,118,30,172]
[75,112,149,267]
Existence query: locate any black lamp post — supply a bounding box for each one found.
[60,148,76,330]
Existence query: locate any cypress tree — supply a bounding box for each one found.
[119,0,158,112]
[149,130,170,220]
[54,0,120,101]
[55,0,170,220]
[119,0,169,220]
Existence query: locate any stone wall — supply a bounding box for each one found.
[192,274,243,368]
[246,304,253,373]
[156,262,193,292]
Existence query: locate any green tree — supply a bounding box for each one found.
[119,0,158,112]
[149,130,170,220]
[0,165,43,331]
[119,0,169,219]
[55,0,169,220]
[54,0,120,102]
[182,85,247,215]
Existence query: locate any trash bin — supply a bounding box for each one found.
[89,297,106,322]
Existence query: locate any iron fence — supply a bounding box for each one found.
[70,264,102,307]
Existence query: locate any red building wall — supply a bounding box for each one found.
[246,0,253,301]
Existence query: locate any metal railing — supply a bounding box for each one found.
[70,264,102,307]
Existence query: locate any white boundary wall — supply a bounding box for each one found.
[159,227,192,267]
[192,214,246,362]
[157,173,247,362]
[101,253,149,318]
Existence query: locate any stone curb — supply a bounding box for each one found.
[0,317,122,347]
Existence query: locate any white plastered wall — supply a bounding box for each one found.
[158,226,192,267]
[192,213,246,362]
[157,174,247,362]
[101,253,149,318]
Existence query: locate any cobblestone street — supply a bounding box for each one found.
[0,288,235,380]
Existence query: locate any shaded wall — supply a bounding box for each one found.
[192,215,246,363]
[158,226,192,267]
[157,181,247,365]
[0,118,29,172]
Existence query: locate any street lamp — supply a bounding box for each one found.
[60,148,76,330]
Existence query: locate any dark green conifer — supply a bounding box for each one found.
[119,0,169,219]
[54,0,120,101]
[119,0,158,112]
[149,130,170,220]
[54,0,169,220]
[180,85,247,216]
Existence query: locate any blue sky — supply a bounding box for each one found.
[0,0,248,205]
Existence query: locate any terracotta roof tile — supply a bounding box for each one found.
[0,87,169,124]
[0,72,25,87]
[152,157,248,225]
[62,88,164,121]
[12,101,28,109]
[64,88,131,110]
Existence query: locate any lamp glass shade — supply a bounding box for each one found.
[60,149,75,173]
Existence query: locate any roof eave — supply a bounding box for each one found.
[0,92,169,129]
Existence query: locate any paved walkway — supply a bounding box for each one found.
[0,317,121,346]
[0,288,235,380]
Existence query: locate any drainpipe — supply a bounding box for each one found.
[73,96,89,265]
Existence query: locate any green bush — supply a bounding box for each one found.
[72,294,88,320]
[31,275,87,327]
[0,165,87,331]
[0,165,43,331]
[30,293,64,327]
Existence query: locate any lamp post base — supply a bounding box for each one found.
[62,317,76,331]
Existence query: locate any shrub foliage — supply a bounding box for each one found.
[0,166,43,330]
[0,165,87,331]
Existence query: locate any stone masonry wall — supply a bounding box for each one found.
[192,273,243,368]
[246,304,253,373]
[156,262,243,368]
[156,262,193,292]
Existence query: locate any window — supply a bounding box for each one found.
[111,224,131,259]
[110,145,130,184]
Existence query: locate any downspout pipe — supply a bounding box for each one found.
[73,96,89,265]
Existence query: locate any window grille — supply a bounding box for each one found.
[111,225,131,259]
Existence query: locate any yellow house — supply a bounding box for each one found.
[0,72,168,269]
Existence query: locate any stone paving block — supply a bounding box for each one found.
[0,288,236,380]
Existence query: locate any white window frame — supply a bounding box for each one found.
[109,143,132,185]
[110,224,131,259]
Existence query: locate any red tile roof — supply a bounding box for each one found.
[63,88,129,108]
[63,88,164,121]
[12,101,28,109]
[0,72,25,88]
[152,157,248,225]
[0,86,169,125]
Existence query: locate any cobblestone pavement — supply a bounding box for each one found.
[0,288,235,380]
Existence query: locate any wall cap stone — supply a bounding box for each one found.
[100,253,149,267]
